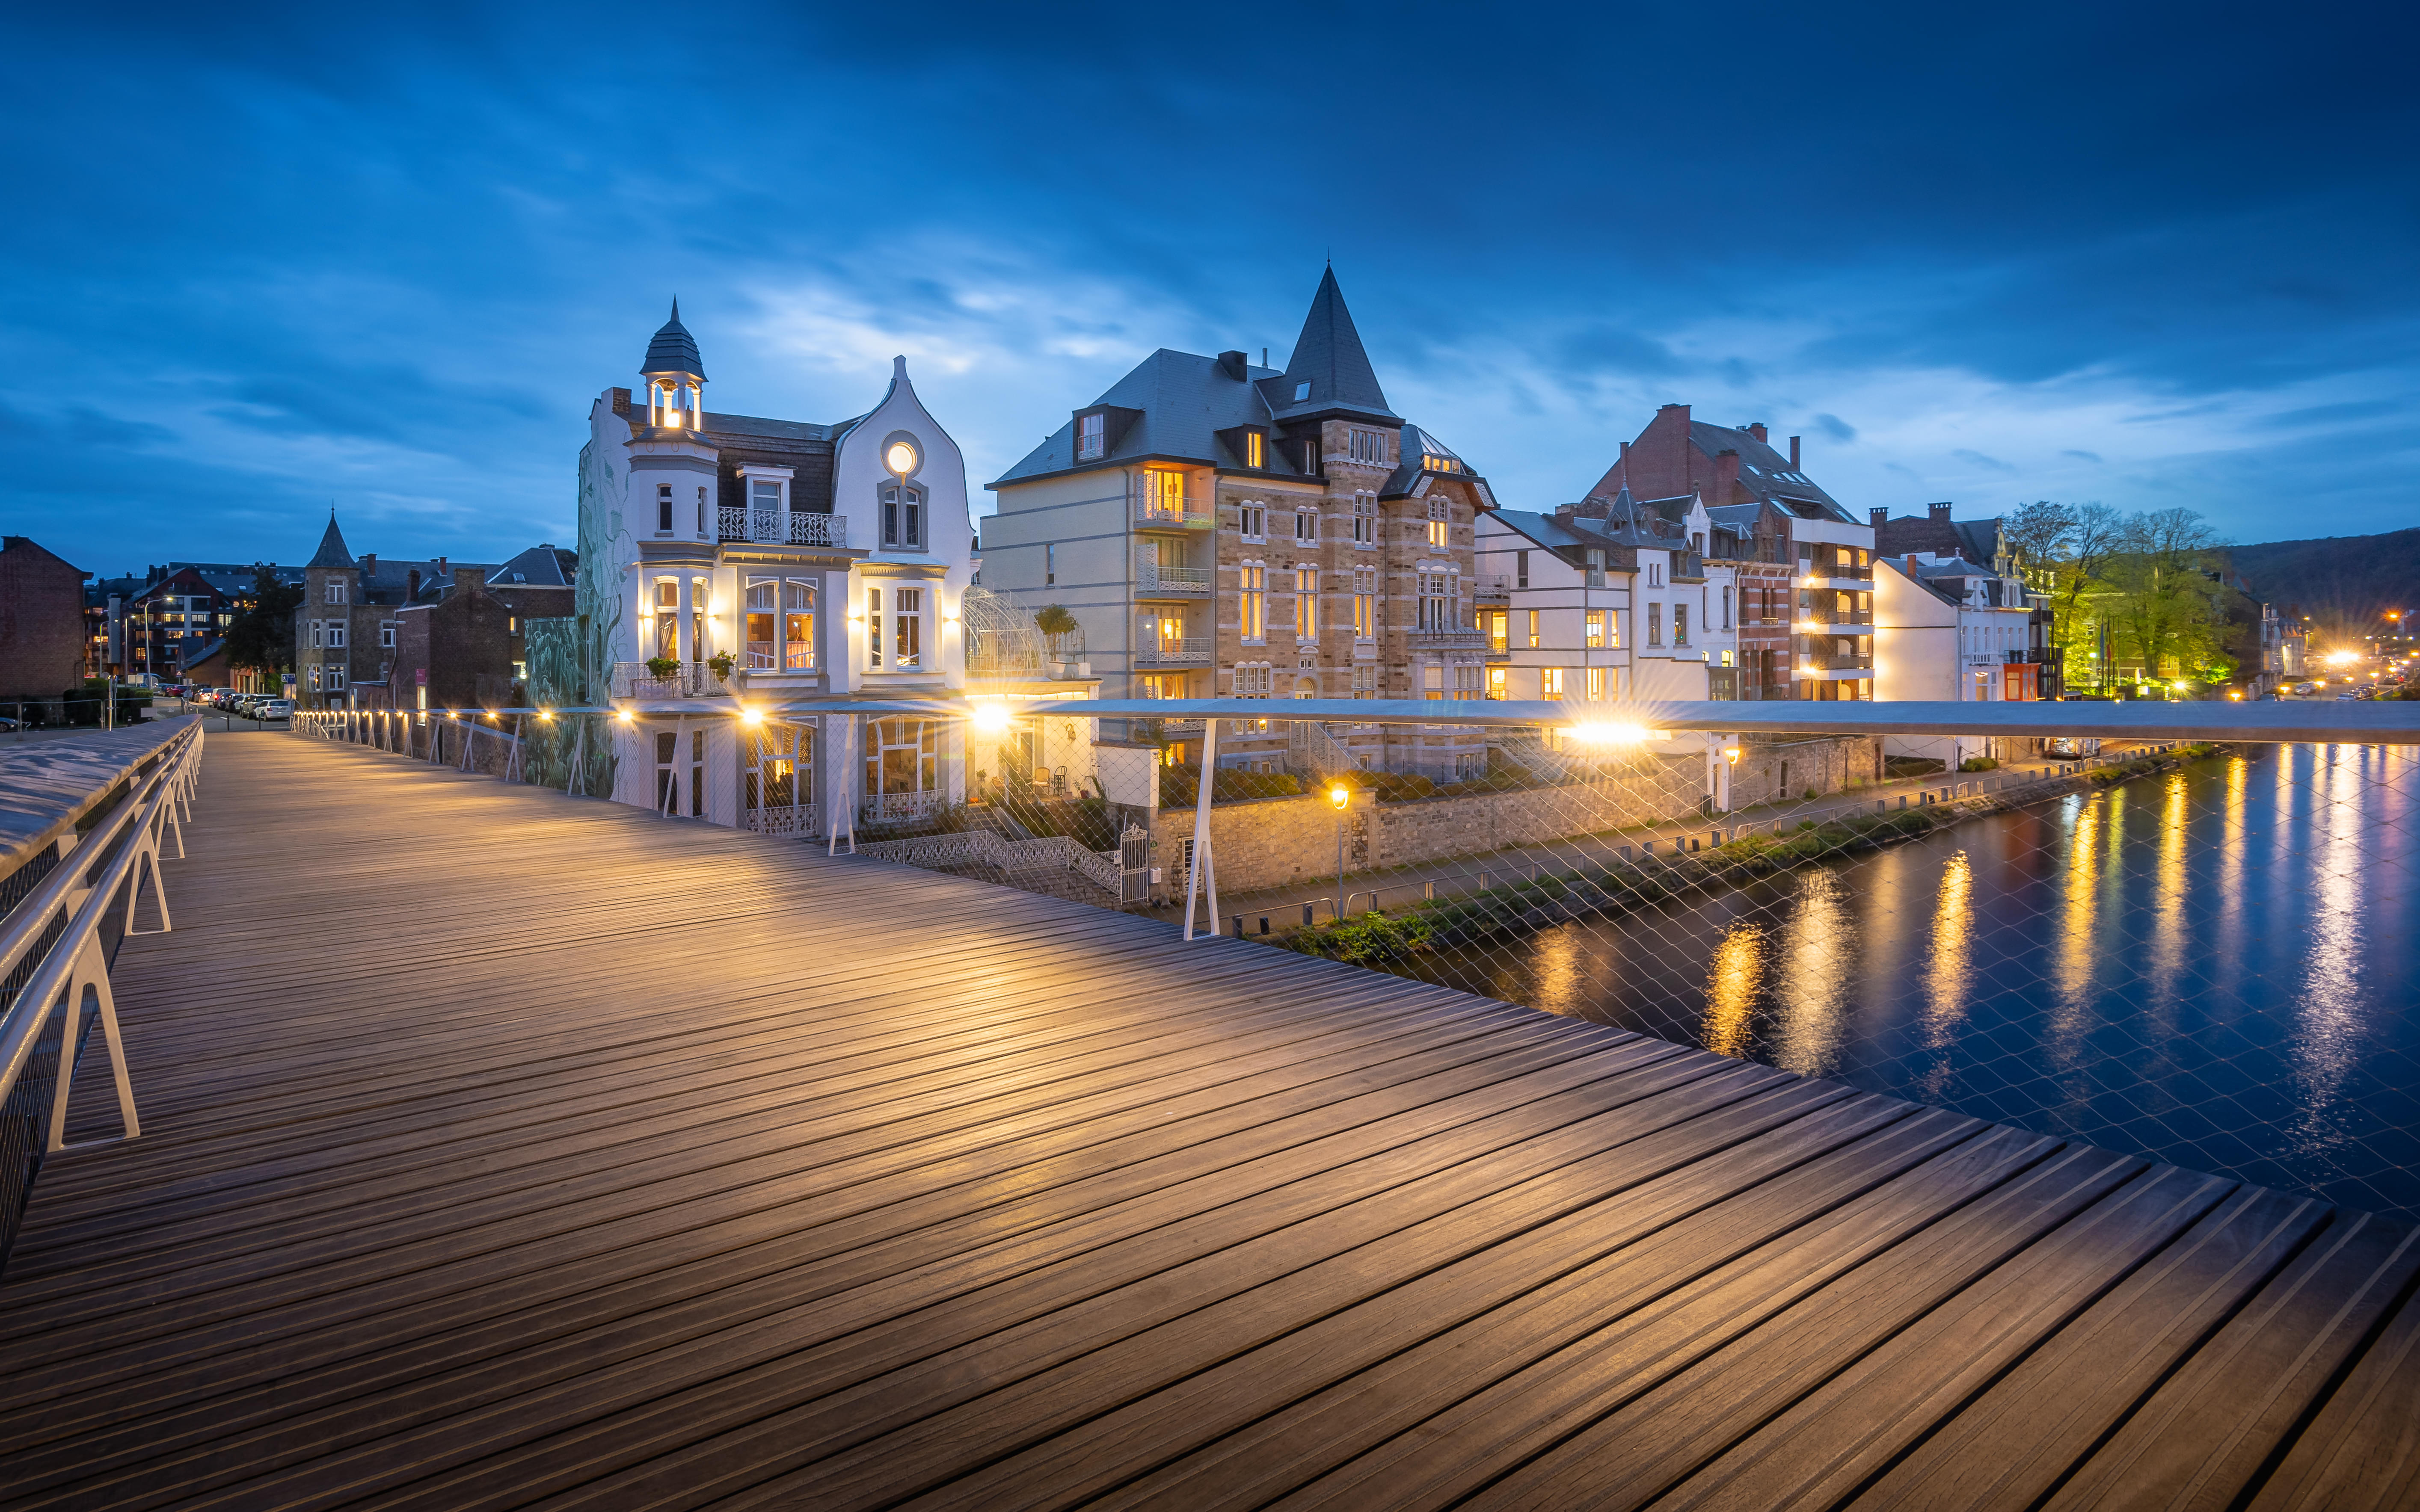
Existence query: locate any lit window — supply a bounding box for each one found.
[1353,568,1377,639]
[1295,566,1318,638]
[1239,565,1264,641]
[1244,431,1264,469]
[866,586,882,668]
[1426,498,1449,549]
[882,484,925,549]
[784,580,816,669]
[1585,610,1604,648]
[1541,667,1565,699]
[1526,609,1540,648]
[1076,412,1106,460]
[1586,667,1606,700]
[1487,666,1507,699]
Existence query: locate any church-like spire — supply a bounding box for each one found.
[307,512,353,569]
[1263,266,1397,422]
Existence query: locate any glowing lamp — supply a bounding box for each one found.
[741,707,764,725]
[884,441,917,476]
[970,703,1013,735]
[1723,746,1741,764]
[538,709,554,721]
[616,710,634,724]
[1329,784,1351,811]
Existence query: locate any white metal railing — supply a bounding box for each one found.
[0,719,202,1262]
[745,805,821,837]
[860,789,950,824]
[716,506,848,547]
[1136,636,1213,666]
[1136,562,1213,595]
[610,661,732,698]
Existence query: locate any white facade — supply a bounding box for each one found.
[575,314,976,837]
[1874,553,2039,768]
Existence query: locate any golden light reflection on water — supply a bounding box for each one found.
[2052,794,2103,1055]
[1702,923,1763,1059]
[2290,746,2367,1156]
[2146,775,2189,1012]
[1773,869,1855,1077]
[2217,753,2248,953]
[1924,850,1972,1047]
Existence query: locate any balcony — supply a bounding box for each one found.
[1801,562,1875,585]
[2005,647,2055,664]
[1797,613,1876,633]
[610,660,732,699]
[1136,562,1212,597]
[717,506,848,548]
[1130,480,1211,530]
[1471,574,1513,601]
[1135,636,1213,667]
[1800,653,1875,674]
[1411,627,1489,649]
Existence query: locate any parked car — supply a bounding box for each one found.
[257,698,294,720]
[2292,682,2316,695]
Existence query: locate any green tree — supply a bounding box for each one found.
[224,564,301,677]
[2101,508,2229,687]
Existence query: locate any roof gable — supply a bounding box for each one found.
[1257,267,1399,424]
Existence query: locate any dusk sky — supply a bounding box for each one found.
[6,3,2413,577]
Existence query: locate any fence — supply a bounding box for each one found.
[0,718,204,1275]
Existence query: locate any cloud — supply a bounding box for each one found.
[1953,449,2019,474]
[1813,413,1857,443]
[2062,449,2103,462]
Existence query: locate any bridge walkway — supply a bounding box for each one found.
[0,734,2413,1509]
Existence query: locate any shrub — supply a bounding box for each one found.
[1959,756,2001,772]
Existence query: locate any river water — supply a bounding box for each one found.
[1398,745,2420,1218]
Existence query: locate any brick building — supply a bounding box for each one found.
[295,514,504,710]
[985,269,1499,777]
[390,545,577,711]
[0,536,89,706]
[1589,405,1875,700]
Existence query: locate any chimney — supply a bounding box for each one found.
[436,556,448,582]
[1747,423,1768,444]
[453,567,484,597]
[408,568,421,602]
[1928,502,1952,522]
[1216,350,1248,381]
[1869,507,1887,529]
[360,552,376,583]
[1789,435,1800,468]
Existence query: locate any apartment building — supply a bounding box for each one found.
[298,517,499,710]
[984,269,1500,777]
[1874,524,2048,766]
[1874,502,2060,701]
[1589,405,1875,699]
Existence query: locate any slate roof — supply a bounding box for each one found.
[307,516,354,569]
[700,411,842,444]
[993,348,1297,485]
[1256,267,1398,425]
[641,300,705,379]
[1875,509,2008,569]
[488,544,578,587]
[1379,425,1495,500]
[1690,422,1853,522]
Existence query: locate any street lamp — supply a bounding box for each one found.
[1329,783,1351,920]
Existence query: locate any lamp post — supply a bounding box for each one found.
[1329,782,1350,919]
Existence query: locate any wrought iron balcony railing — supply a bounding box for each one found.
[716,506,848,547]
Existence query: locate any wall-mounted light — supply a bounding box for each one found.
[741,707,764,725]
[1329,784,1351,812]
[884,441,918,476]
[1723,746,1741,764]
[616,710,634,724]
[538,709,554,721]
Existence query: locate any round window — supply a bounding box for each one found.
[884,441,918,476]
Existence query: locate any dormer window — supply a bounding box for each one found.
[1076,411,1106,460]
[1347,428,1386,464]
[750,478,783,514]
[1244,431,1264,469]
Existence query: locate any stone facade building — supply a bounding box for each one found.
[0,536,89,705]
[984,269,1498,777]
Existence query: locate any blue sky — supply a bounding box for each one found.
[5,2,2414,577]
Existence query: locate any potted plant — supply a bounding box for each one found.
[706,651,737,683]
[644,655,680,679]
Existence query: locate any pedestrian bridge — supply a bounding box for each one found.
[1,728,2416,1509]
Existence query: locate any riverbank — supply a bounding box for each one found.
[1279,742,2225,963]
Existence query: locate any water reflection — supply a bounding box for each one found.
[1401,744,2420,1217]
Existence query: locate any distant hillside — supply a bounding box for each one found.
[2228,527,2420,633]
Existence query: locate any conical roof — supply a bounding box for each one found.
[641,299,705,380]
[306,512,353,569]
[1261,266,1397,423]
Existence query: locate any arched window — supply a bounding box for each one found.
[881,483,925,550]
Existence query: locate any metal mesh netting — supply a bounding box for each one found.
[910,713,2420,1221]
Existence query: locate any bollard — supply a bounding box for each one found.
[1231,915,1244,938]
[1303,902,1316,927]
[1423,879,1436,901]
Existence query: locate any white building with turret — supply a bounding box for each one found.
[572,304,980,836]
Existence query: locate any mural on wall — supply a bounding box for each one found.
[519,617,612,794]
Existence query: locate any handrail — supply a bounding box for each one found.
[0,719,200,1270]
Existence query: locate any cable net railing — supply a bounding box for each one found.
[962,705,2420,1222]
[297,698,2420,1220]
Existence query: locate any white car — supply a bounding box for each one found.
[257,698,294,719]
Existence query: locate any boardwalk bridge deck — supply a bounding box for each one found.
[1,734,2415,1509]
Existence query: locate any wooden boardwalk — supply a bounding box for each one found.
[2,734,2416,1510]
